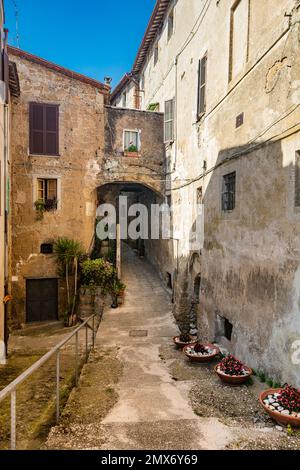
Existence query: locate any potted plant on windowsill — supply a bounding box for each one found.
[124,144,140,158]
[259,384,300,427]
[183,341,220,363]
[215,354,252,385]
[34,199,46,220]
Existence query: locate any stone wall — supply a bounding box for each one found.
[9,52,107,326]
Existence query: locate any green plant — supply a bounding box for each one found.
[127,144,138,152]
[34,199,45,212]
[54,238,84,326]
[258,371,266,383]
[81,258,117,294]
[110,279,126,296]
[266,378,274,388]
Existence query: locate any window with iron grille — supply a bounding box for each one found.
[168,8,174,41]
[164,99,175,143]
[37,178,58,211]
[197,55,207,118]
[222,172,236,211]
[29,103,59,156]
[41,243,54,254]
[295,151,300,207]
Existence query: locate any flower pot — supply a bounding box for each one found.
[173,336,194,349]
[124,151,141,158]
[259,388,300,427]
[215,364,252,385]
[183,343,220,363]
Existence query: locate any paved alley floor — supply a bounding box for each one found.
[46,244,300,450]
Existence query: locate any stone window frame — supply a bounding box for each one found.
[123,129,141,152]
[32,174,62,211]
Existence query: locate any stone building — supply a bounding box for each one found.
[111,0,300,386]
[0,1,20,364]
[7,46,164,328]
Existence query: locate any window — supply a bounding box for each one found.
[164,99,175,143]
[154,42,159,66]
[295,151,300,207]
[197,55,207,118]
[41,243,54,254]
[37,178,58,211]
[168,8,174,41]
[124,130,139,152]
[122,92,127,108]
[197,187,203,205]
[224,319,233,341]
[222,172,236,211]
[229,0,249,81]
[29,103,59,156]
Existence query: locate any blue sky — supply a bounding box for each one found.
[4,0,156,86]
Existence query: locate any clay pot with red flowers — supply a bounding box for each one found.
[173,334,194,349]
[215,354,252,385]
[260,384,300,427]
[183,342,220,363]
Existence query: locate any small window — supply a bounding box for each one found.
[166,194,172,208]
[222,172,236,212]
[197,55,207,118]
[41,243,54,254]
[37,178,58,211]
[29,103,59,156]
[295,151,300,207]
[166,272,172,289]
[197,187,203,205]
[122,92,127,108]
[164,99,175,143]
[236,112,244,128]
[168,8,174,41]
[124,130,139,152]
[154,42,159,66]
[224,318,233,341]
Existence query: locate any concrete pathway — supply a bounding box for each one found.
[97,244,232,450]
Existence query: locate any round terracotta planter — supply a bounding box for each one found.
[259,388,300,428]
[183,343,220,363]
[173,336,194,349]
[215,365,252,385]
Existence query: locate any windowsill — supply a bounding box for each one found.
[29,154,60,158]
[123,151,141,158]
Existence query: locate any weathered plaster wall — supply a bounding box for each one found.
[117,0,300,384]
[104,106,165,196]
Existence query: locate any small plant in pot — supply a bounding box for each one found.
[215,354,252,385]
[183,341,220,363]
[173,333,193,349]
[260,384,300,427]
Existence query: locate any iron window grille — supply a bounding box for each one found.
[222,172,236,211]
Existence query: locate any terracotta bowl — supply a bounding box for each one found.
[259,388,300,427]
[183,343,220,363]
[215,364,252,385]
[173,336,194,349]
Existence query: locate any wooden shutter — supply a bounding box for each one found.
[30,103,44,154]
[197,55,207,118]
[30,103,59,155]
[45,105,59,155]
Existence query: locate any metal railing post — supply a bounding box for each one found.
[85,325,88,363]
[92,315,95,348]
[56,351,60,424]
[75,332,79,387]
[11,390,16,450]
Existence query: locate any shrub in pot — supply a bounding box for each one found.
[215,354,252,384]
[173,333,193,349]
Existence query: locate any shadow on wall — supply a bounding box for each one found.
[174,137,300,386]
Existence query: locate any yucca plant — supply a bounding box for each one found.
[54,238,84,326]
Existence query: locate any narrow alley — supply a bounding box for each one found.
[46,245,300,451]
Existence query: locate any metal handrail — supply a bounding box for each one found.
[0,314,97,450]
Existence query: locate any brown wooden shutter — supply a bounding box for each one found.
[30,103,59,155]
[30,103,44,155]
[45,105,59,155]
[197,55,207,118]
